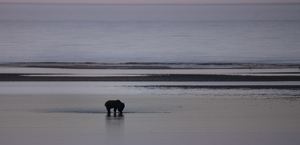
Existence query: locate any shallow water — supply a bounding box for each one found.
[1,82,300,145]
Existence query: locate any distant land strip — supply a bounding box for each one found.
[133,85,300,89]
[1,73,300,82]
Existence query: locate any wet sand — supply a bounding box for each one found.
[1,66,300,89]
[1,73,300,82]
[1,93,300,145]
[1,66,300,145]
[1,63,300,82]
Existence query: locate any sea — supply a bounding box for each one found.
[1,3,300,64]
[1,4,300,145]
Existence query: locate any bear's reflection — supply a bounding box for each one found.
[105,112,124,143]
[106,112,124,118]
[105,112,124,135]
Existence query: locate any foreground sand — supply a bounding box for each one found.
[1,71,300,145]
[1,92,300,145]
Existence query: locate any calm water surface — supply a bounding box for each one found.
[1,4,300,63]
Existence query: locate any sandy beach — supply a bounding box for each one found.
[1,86,300,145]
[1,66,300,145]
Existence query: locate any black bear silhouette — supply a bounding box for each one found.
[105,100,125,113]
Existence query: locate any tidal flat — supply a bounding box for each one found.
[0,81,300,145]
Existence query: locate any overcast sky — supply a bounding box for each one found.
[1,0,300,4]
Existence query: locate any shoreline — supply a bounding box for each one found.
[134,85,300,89]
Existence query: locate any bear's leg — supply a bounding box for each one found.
[117,107,123,113]
[114,107,117,113]
[106,107,111,113]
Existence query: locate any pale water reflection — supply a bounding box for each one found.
[105,113,124,145]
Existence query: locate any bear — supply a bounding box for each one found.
[105,100,125,113]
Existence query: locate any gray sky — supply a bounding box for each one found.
[1,0,300,4]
